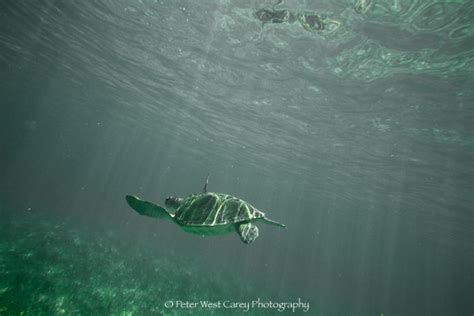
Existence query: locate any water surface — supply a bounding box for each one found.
[0,0,473,315]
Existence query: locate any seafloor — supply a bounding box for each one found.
[0,201,275,316]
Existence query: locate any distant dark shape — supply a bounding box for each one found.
[254,7,340,32]
[255,9,294,24]
[126,175,285,244]
[298,13,326,31]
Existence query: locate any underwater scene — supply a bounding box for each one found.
[0,0,473,315]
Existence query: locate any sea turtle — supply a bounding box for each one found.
[125,175,285,244]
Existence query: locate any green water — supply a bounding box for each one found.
[0,0,473,315]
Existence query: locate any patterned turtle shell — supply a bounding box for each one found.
[174,192,264,226]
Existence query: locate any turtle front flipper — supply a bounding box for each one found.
[126,195,173,220]
[237,223,259,244]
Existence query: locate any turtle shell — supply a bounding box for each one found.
[174,192,264,226]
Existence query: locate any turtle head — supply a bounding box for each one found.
[165,196,182,211]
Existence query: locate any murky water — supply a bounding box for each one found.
[0,1,473,315]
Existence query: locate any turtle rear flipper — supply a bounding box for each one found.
[262,217,286,228]
[237,223,259,244]
[126,195,173,220]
